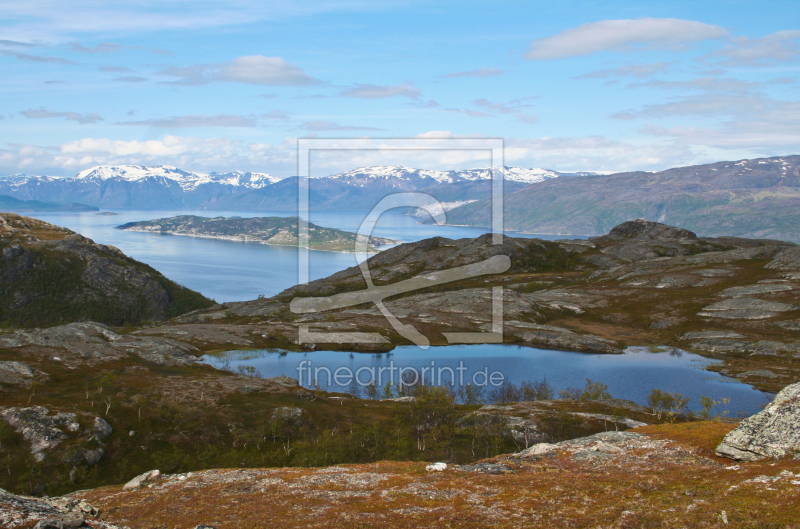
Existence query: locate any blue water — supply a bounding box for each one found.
[201,344,774,416]
[25,209,578,302]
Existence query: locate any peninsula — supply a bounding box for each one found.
[116,215,397,252]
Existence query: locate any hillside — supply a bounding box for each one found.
[116,215,397,251]
[0,195,97,212]
[1,219,800,512]
[444,155,800,240]
[16,421,800,528]
[0,213,213,326]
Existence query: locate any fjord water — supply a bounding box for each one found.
[202,345,774,416]
[26,209,569,302]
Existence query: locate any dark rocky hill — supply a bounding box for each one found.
[0,195,97,212]
[0,213,213,326]
[444,155,800,241]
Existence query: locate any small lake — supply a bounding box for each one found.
[201,344,774,416]
[25,209,580,303]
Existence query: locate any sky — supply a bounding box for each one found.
[1,0,799,177]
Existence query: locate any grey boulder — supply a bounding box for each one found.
[93,417,112,439]
[122,469,161,490]
[716,382,800,461]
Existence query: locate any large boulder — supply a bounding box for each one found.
[603,219,698,242]
[715,382,800,461]
[123,469,161,491]
[93,417,112,440]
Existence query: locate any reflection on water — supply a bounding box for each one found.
[201,344,774,416]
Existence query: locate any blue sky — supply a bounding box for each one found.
[1,0,799,177]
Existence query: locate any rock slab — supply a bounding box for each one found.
[716,382,800,461]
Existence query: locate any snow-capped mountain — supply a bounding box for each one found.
[326,166,559,185]
[74,165,279,191]
[0,164,562,211]
[0,165,281,209]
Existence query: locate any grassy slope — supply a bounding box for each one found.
[75,421,800,528]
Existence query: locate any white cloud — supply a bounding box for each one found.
[117,114,258,128]
[339,82,420,99]
[525,18,727,60]
[504,135,696,172]
[611,77,782,120]
[576,62,672,79]
[0,49,76,64]
[262,111,290,120]
[466,97,538,122]
[0,1,402,42]
[98,65,133,72]
[640,99,800,151]
[158,55,320,86]
[0,135,297,176]
[441,68,503,78]
[113,75,148,83]
[68,42,122,53]
[21,108,103,124]
[300,120,383,131]
[217,56,320,86]
[705,30,800,67]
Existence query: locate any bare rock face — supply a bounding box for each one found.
[715,382,800,461]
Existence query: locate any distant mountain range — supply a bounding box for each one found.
[0,165,279,209]
[443,155,800,241]
[0,195,97,212]
[0,165,559,211]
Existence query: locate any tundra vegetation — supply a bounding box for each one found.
[1,215,800,526]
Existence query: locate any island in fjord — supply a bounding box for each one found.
[116,214,398,252]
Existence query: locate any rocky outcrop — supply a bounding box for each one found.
[0,406,112,465]
[0,488,103,529]
[0,406,78,460]
[0,361,35,385]
[715,382,800,461]
[602,219,699,242]
[518,329,622,354]
[0,322,199,366]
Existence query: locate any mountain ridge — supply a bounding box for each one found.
[0,164,560,211]
[442,155,800,241]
